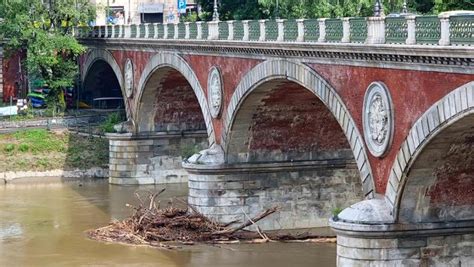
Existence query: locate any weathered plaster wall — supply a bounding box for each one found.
[249,82,349,153]
[154,69,206,131]
[312,64,474,193]
[83,50,474,197]
[399,113,474,223]
[182,55,263,141]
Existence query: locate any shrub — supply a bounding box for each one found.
[181,144,201,159]
[4,144,15,153]
[18,143,29,152]
[100,112,124,133]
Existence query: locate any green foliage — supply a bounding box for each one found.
[197,0,266,20]
[181,144,201,159]
[18,143,30,152]
[100,112,124,133]
[182,11,199,22]
[198,0,473,20]
[13,129,66,152]
[4,144,15,153]
[332,207,344,216]
[0,0,95,110]
[0,129,109,171]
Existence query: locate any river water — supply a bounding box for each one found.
[0,180,336,266]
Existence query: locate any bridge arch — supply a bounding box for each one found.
[385,81,474,223]
[81,49,129,114]
[222,59,375,197]
[135,52,215,145]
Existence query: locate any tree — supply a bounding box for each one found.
[0,0,95,111]
[196,0,266,20]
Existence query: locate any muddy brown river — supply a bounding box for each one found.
[0,181,336,266]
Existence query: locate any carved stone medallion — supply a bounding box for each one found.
[363,82,394,157]
[208,67,223,118]
[124,59,134,98]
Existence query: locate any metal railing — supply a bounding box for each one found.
[76,14,474,46]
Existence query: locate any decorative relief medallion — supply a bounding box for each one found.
[208,67,223,118]
[363,82,394,157]
[124,59,134,98]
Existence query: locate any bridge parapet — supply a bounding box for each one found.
[77,14,473,46]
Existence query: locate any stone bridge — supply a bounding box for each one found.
[78,15,474,265]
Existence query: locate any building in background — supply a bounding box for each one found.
[91,0,197,25]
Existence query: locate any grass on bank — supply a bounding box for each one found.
[0,129,109,172]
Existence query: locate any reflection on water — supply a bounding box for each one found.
[0,180,336,266]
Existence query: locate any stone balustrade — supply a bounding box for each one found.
[76,14,473,46]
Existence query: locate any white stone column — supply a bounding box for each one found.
[196,22,203,39]
[366,17,385,44]
[185,22,190,39]
[153,23,159,38]
[243,20,250,41]
[227,21,234,40]
[135,25,140,38]
[163,23,169,39]
[406,16,416,45]
[296,19,305,42]
[104,25,109,37]
[97,26,102,38]
[259,19,266,41]
[208,21,219,40]
[439,14,450,46]
[174,23,179,39]
[342,17,351,43]
[318,18,326,42]
[144,23,149,38]
[119,25,123,38]
[277,19,285,42]
[111,25,116,38]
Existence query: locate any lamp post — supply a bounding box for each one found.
[402,0,408,14]
[373,0,383,17]
[212,0,219,21]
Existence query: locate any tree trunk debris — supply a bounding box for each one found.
[87,190,336,249]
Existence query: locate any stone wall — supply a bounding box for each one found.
[185,159,363,230]
[336,233,474,266]
[108,132,207,184]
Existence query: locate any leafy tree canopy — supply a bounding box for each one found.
[0,0,95,109]
[197,0,473,20]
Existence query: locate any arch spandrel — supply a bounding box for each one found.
[134,52,215,145]
[222,59,376,198]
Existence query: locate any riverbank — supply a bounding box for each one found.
[0,128,109,182]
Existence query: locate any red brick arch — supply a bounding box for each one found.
[385,81,474,222]
[222,59,376,197]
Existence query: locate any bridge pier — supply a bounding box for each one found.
[330,199,474,266]
[107,132,207,185]
[184,156,363,230]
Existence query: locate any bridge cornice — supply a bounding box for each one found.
[81,39,474,74]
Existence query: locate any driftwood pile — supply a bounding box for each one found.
[87,189,334,248]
